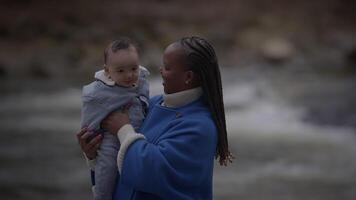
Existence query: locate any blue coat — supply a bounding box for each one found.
[113,95,218,200]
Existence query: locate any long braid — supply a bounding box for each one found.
[179,36,233,165]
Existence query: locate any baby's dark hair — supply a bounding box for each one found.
[177,36,233,166]
[104,37,138,64]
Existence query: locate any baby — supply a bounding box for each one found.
[81,37,149,200]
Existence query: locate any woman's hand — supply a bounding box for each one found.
[101,106,131,135]
[76,127,102,160]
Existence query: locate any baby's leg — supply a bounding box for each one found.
[94,132,120,200]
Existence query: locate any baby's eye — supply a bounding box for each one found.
[132,67,138,71]
[117,69,124,73]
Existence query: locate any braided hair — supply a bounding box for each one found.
[177,36,233,166]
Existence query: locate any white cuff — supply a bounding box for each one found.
[91,185,97,199]
[116,124,145,174]
[117,124,135,142]
[83,153,96,170]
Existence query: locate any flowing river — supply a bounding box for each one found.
[0,67,355,200]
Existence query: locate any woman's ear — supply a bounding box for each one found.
[186,70,201,86]
[185,70,201,86]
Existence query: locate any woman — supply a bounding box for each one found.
[77,36,232,199]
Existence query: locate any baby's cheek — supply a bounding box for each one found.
[134,73,139,79]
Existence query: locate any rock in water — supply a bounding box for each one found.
[260,38,296,64]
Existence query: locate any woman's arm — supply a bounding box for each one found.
[120,119,217,199]
[102,111,217,198]
[101,110,146,173]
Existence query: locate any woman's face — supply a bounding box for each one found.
[160,43,189,94]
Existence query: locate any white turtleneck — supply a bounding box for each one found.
[162,87,203,108]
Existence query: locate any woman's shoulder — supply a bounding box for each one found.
[184,111,215,129]
[169,111,217,145]
[176,102,216,129]
[181,98,211,116]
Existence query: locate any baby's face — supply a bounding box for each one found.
[106,46,139,87]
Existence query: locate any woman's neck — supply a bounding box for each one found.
[162,87,203,108]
